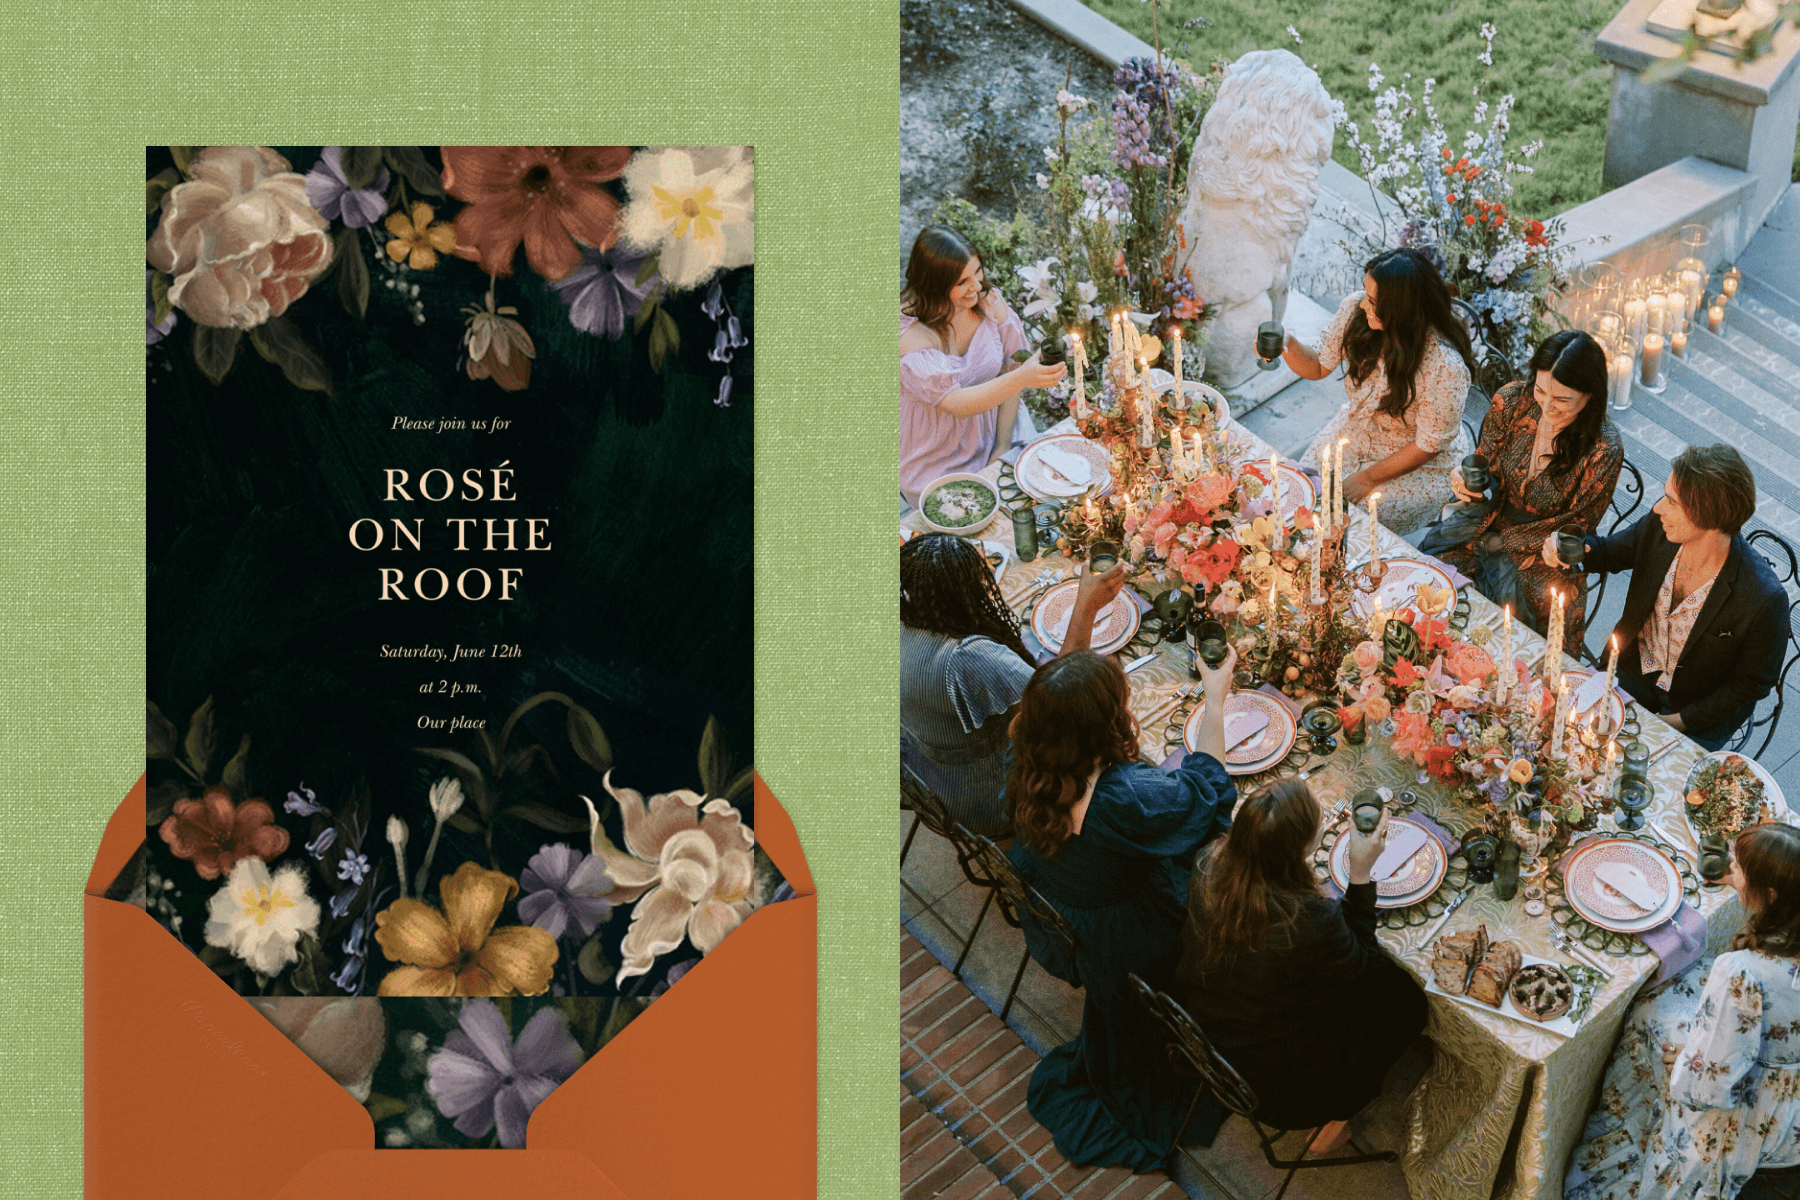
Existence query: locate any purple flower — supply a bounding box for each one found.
[517,844,614,940]
[284,782,325,816]
[329,886,358,919]
[304,147,390,229]
[146,270,175,345]
[337,851,370,884]
[331,955,365,993]
[701,278,724,320]
[648,957,699,999]
[305,828,337,859]
[715,375,734,408]
[426,1001,585,1148]
[551,246,657,339]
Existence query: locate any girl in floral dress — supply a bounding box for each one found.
[1566,824,1800,1200]
[1285,248,1477,536]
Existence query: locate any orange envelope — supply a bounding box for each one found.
[86,771,814,1199]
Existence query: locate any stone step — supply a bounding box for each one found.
[1741,274,1800,329]
[1692,313,1800,416]
[1721,299,1800,387]
[1650,368,1800,509]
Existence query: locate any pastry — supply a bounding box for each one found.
[1467,940,1522,1008]
[1509,963,1575,1021]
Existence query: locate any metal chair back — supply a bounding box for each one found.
[1129,973,1259,1121]
[1728,531,1799,759]
[1582,455,1645,665]
[967,834,1078,965]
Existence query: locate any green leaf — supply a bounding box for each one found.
[335,227,368,321]
[634,254,660,287]
[648,307,681,374]
[499,802,591,834]
[147,780,186,826]
[169,146,196,174]
[184,695,215,777]
[382,146,445,197]
[555,997,604,1055]
[498,690,582,752]
[598,997,648,1049]
[503,743,553,779]
[723,765,755,804]
[291,933,331,996]
[446,809,482,834]
[248,316,334,396]
[198,944,238,976]
[220,734,251,797]
[192,326,240,386]
[475,726,502,773]
[566,706,613,775]
[147,167,181,214]
[415,746,492,818]
[341,146,384,190]
[148,700,178,760]
[697,715,732,798]
[633,290,660,335]
[577,932,613,985]
[365,1094,409,1124]
[151,272,173,324]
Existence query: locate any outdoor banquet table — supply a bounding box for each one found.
[903,417,1744,1200]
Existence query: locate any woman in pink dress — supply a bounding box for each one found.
[901,226,1065,508]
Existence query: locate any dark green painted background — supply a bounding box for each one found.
[0,6,897,1195]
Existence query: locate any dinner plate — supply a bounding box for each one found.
[1349,556,1460,620]
[1328,817,1448,908]
[1683,751,1790,832]
[1423,950,1584,1037]
[1145,370,1233,425]
[1563,838,1683,933]
[1559,668,1627,738]
[1030,580,1140,655]
[1182,690,1297,774]
[1017,434,1113,503]
[1238,459,1317,526]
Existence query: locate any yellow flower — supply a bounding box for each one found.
[385,202,457,271]
[651,185,724,240]
[372,862,557,996]
[1508,758,1535,784]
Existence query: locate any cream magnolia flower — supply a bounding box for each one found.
[581,772,755,982]
[204,856,321,976]
[429,776,465,820]
[618,147,753,291]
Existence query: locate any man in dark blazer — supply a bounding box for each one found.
[1545,444,1788,751]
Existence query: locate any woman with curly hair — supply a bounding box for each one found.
[1567,823,1800,1200]
[901,533,1124,836]
[1287,248,1477,535]
[901,225,1064,508]
[1174,780,1427,1154]
[1422,331,1622,647]
[1003,645,1237,1174]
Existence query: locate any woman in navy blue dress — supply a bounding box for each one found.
[1004,646,1239,1173]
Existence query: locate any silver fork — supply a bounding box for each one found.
[1549,926,1614,977]
[1004,568,1057,608]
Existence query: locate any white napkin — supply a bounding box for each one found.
[979,540,1016,582]
[1595,861,1661,911]
[1370,823,1430,882]
[1224,710,1270,753]
[1034,445,1092,487]
[1573,671,1611,719]
[1047,601,1115,645]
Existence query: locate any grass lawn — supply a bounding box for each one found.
[1083,0,1800,219]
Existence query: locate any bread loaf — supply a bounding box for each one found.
[1429,924,1491,996]
[1466,940,1522,1007]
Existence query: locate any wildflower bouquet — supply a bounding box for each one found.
[1338,26,1580,394]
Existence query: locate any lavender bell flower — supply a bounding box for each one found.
[330,956,365,994]
[329,886,359,920]
[726,316,745,348]
[517,844,614,940]
[426,1001,585,1148]
[709,329,731,363]
[551,246,657,339]
[285,782,325,816]
[306,828,337,860]
[701,278,724,320]
[337,851,370,885]
[304,147,391,229]
[715,375,734,408]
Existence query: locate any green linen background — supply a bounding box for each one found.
[0,4,898,1195]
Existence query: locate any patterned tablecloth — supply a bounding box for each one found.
[902,419,1742,1200]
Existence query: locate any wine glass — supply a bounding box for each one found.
[1616,778,1653,832]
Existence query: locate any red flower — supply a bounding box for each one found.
[1391,711,1434,765]
[1337,705,1364,730]
[1445,641,1495,684]
[1425,744,1460,782]
[1446,193,1458,205]
[1191,539,1243,587]
[1417,616,1451,655]
[1524,219,1547,247]
[1172,297,1202,321]
[1441,147,1453,160]
[1465,214,1478,226]
[440,147,632,281]
[1169,501,1211,527]
[1113,250,1128,277]
[1391,657,1422,688]
[1295,506,1315,531]
[159,788,290,881]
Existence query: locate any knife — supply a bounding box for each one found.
[1417,887,1473,944]
[1123,651,1159,674]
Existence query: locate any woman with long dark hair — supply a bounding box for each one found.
[1422,330,1623,646]
[1568,823,1800,1199]
[1286,248,1478,534]
[901,225,1064,507]
[901,533,1124,835]
[1004,645,1237,1174]
[1173,780,1427,1153]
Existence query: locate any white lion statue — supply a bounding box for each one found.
[1176,50,1336,391]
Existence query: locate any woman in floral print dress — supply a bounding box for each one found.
[1286,248,1477,536]
[1566,823,1800,1200]
[1424,331,1622,648]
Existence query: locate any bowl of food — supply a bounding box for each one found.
[1684,751,1787,839]
[918,473,1001,536]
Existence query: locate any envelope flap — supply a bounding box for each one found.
[270,1150,630,1199]
[754,772,813,896]
[86,773,147,897]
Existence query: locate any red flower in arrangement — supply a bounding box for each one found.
[1390,656,1423,688]
[1168,501,1212,528]
[1524,219,1547,247]
[1337,705,1364,731]
[1465,214,1478,227]
[1391,711,1434,765]
[159,788,290,881]
[1442,147,1453,160]
[1424,745,1461,783]
[1446,193,1458,205]
[1446,641,1497,684]
[1294,506,1315,531]
[440,146,632,281]
[1171,297,1203,321]
[1189,473,1234,512]
[1190,539,1243,587]
[1417,616,1451,656]
[1113,250,1128,277]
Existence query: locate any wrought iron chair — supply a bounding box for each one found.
[963,833,1078,1021]
[901,764,1007,979]
[1129,974,1396,1200]
[1727,530,1799,760]
[1579,454,1647,667]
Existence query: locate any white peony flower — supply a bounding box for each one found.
[205,857,321,976]
[618,146,753,291]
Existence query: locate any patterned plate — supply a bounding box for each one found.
[1030,580,1141,655]
[1349,557,1460,620]
[1017,434,1113,503]
[1182,690,1297,774]
[1564,838,1682,933]
[1560,668,1627,737]
[1329,818,1448,907]
[1683,751,1790,835]
[1238,460,1317,526]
